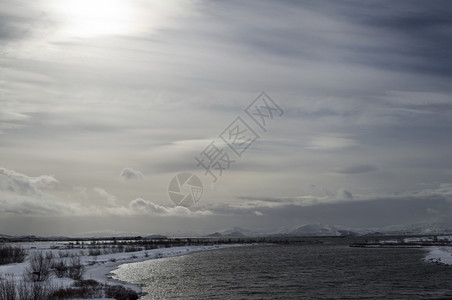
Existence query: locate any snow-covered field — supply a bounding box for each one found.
[0,242,253,296]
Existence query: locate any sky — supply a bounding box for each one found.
[1,0,452,236]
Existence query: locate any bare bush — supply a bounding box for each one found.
[68,257,85,280]
[57,251,67,258]
[52,260,68,278]
[0,246,27,265]
[0,275,16,300]
[52,279,103,298]
[17,281,56,300]
[0,275,58,300]
[45,251,54,260]
[105,284,139,300]
[88,248,102,256]
[124,246,142,253]
[25,252,52,282]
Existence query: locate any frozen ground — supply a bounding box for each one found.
[0,242,254,296]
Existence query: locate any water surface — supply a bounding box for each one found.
[113,242,452,299]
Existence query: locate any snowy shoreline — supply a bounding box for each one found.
[85,243,254,294]
[0,243,255,297]
[424,246,452,265]
[401,236,452,266]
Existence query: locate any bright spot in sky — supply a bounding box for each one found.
[54,0,133,38]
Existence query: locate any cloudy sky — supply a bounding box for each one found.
[1,0,452,236]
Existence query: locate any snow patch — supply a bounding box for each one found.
[424,247,452,265]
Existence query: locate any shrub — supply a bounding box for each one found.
[0,278,57,300]
[68,257,85,280]
[17,281,56,300]
[52,260,68,278]
[73,279,99,287]
[25,252,52,282]
[50,286,102,299]
[105,285,139,300]
[45,251,54,260]
[88,248,102,256]
[124,246,142,253]
[0,246,27,265]
[0,275,16,300]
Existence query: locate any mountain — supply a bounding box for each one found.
[205,228,248,237]
[204,222,452,238]
[287,224,358,236]
[204,224,358,237]
[205,232,223,237]
[371,221,452,235]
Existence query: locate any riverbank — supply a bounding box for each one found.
[424,246,452,265]
[0,242,254,298]
[82,243,254,294]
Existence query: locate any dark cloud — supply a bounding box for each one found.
[301,0,452,76]
[225,194,452,229]
[201,0,452,78]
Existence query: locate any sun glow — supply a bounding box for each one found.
[55,0,133,38]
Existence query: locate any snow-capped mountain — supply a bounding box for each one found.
[205,221,452,237]
[287,224,358,236]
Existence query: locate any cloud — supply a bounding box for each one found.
[1,1,452,235]
[336,164,378,174]
[130,198,187,215]
[336,188,354,201]
[410,183,452,198]
[0,167,58,195]
[0,110,29,133]
[120,167,144,181]
[0,167,212,217]
[0,193,74,215]
[0,167,74,215]
[306,135,357,150]
[129,198,212,216]
[210,183,452,228]
[235,183,452,212]
[93,187,118,205]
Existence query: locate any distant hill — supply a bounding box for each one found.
[205,230,247,238]
[287,224,358,236]
[204,221,452,238]
[370,221,452,235]
[5,221,452,241]
[205,224,357,238]
[0,234,168,243]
